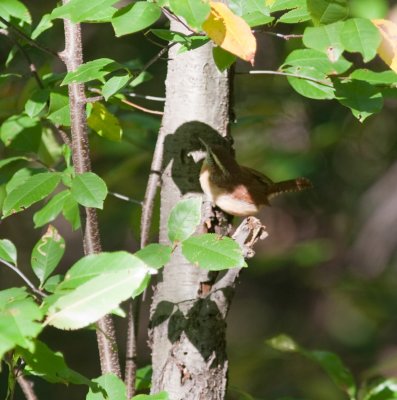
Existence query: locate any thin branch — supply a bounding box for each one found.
[127,93,165,102]
[86,95,103,103]
[0,258,46,298]
[258,31,303,40]
[109,191,143,205]
[0,29,43,88]
[239,70,334,87]
[0,15,60,59]
[17,375,38,400]
[61,3,121,378]
[161,7,196,34]
[121,97,164,116]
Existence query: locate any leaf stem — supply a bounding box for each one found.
[0,258,46,298]
[238,69,334,87]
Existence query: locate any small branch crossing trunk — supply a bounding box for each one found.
[149,20,232,400]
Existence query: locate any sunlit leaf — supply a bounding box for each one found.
[31,225,65,287]
[307,0,348,26]
[340,18,381,63]
[47,91,70,126]
[135,244,171,270]
[203,2,257,65]
[61,58,120,85]
[87,102,122,141]
[25,89,49,118]
[169,0,210,30]
[102,74,130,100]
[3,172,61,218]
[51,0,119,23]
[87,373,127,400]
[33,190,70,228]
[111,2,161,37]
[182,233,246,271]
[168,197,202,243]
[0,239,17,264]
[0,0,31,26]
[0,288,43,359]
[70,172,108,209]
[350,69,397,85]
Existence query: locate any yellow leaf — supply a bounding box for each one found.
[87,102,122,142]
[202,2,257,65]
[372,19,397,73]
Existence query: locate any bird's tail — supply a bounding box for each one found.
[266,177,312,198]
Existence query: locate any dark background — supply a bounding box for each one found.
[1,1,397,399]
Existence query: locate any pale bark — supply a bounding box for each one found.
[149,19,231,399]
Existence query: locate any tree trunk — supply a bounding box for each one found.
[149,20,231,400]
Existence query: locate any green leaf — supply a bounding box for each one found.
[169,0,210,30]
[132,392,169,400]
[0,0,31,26]
[284,65,334,100]
[267,334,300,352]
[135,365,152,390]
[303,21,344,61]
[340,18,381,63]
[47,91,70,126]
[0,156,28,170]
[307,0,348,26]
[213,47,237,72]
[278,6,310,24]
[33,190,70,228]
[46,267,150,329]
[283,48,351,75]
[350,69,397,85]
[111,2,161,37]
[167,197,202,243]
[31,13,53,39]
[0,114,42,152]
[87,102,122,141]
[269,0,305,12]
[334,80,383,122]
[87,373,127,400]
[25,89,49,118]
[43,274,63,293]
[349,0,388,20]
[306,351,356,399]
[17,340,91,385]
[182,233,246,271]
[6,168,45,195]
[58,251,148,291]
[102,74,130,100]
[71,172,108,209]
[267,334,356,398]
[61,58,119,86]
[0,288,43,359]
[362,379,397,400]
[3,172,61,218]
[31,225,65,287]
[51,0,119,23]
[228,0,274,27]
[0,239,17,264]
[62,194,81,230]
[135,244,171,270]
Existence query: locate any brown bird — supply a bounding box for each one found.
[199,138,312,217]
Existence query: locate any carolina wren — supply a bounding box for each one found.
[199,138,312,217]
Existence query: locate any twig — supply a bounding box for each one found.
[0,15,60,59]
[61,2,121,378]
[161,7,196,34]
[259,31,303,40]
[121,97,164,116]
[239,70,334,87]
[0,258,46,298]
[127,93,165,102]
[0,29,43,88]
[86,95,103,103]
[17,375,38,400]
[109,191,143,205]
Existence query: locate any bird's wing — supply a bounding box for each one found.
[242,166,274,186]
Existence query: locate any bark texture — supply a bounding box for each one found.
[149,20,231,400]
